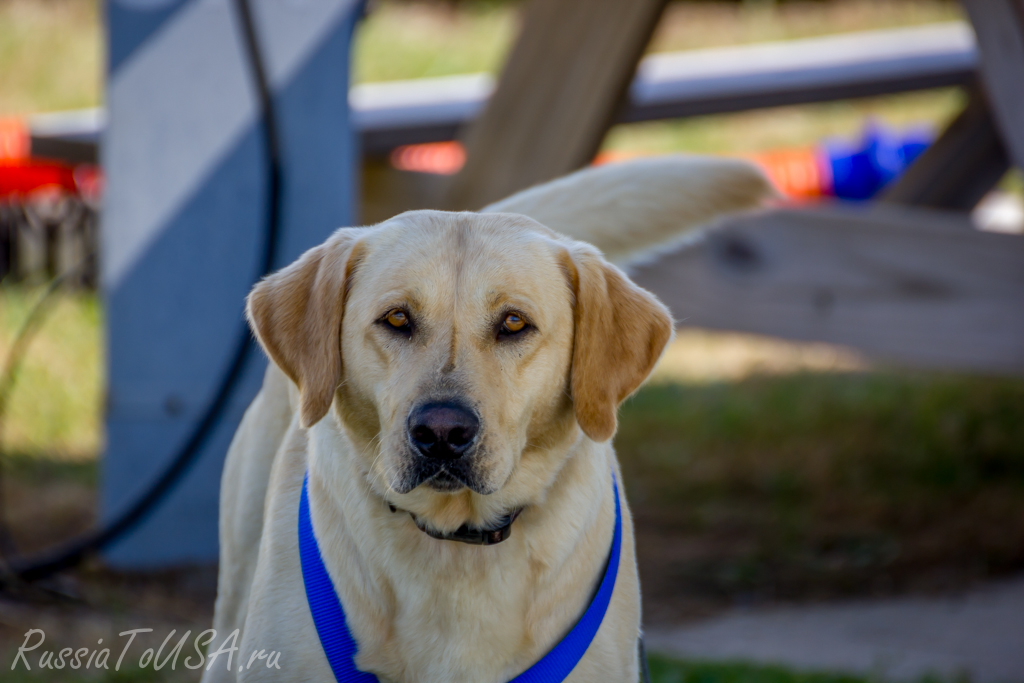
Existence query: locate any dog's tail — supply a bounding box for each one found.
[483,155,777,265]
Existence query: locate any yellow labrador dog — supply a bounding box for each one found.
[204,157,772,683]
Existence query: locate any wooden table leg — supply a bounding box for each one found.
[444,0,669,210]
[883,87,1010,210]
[961,0,1024,170]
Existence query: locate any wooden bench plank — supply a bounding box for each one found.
[629,206,1024,374]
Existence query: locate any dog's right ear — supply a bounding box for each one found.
[246,228,366,428]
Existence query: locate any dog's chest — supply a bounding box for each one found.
[348,547,547,683]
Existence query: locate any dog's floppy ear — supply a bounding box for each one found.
[246,228,365,428]
[565,243,674,442]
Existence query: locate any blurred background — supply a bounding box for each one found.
[1,0,1023,681]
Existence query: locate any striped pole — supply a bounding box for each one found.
[102,0,360,566]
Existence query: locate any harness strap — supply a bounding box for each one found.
[298,478,377,682]
[299,472,622,682]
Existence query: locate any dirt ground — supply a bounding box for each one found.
[0,464,209,679]
[2,565,215,681]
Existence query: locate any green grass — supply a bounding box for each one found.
[353,1,518,83]
[621,374,1024,500]
[649,1,963,54]
[618,372,1024,600]
[647,656,954,683]
[0,286,103,460]
[603,89,965,156]
[0,655,937,683]
[0,0,101,116]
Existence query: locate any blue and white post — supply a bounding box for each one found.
[102,0,361,565]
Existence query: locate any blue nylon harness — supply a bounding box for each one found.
[299,472,622,682]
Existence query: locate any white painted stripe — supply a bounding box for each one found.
[103,0,357,290]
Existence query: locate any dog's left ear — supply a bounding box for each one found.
[246,228,366,428]
[565,243,674,442]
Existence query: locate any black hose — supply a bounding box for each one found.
[0,266,82,557]
[4,0,283,582]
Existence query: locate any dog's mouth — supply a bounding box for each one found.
[383,447,521,545]
[427,469,465,492]
[396,452,492,495]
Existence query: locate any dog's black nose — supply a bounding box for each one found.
[408,402,479,460]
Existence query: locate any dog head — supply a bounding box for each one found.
[247,210,672,531]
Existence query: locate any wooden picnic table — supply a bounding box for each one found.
[440,0,1024,376]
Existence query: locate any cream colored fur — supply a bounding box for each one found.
[485,155,776,266]
[204,157,773,683]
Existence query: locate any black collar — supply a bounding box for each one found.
[389,504,524,545]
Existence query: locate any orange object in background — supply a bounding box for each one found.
[0,118,31,160]
[390,141,466,175]
[600,148,831,202]
[390,141,828,202]
[746,147,831,202]
[0,116,97,200]
[592,150,647,166]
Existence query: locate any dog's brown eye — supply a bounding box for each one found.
[386,309,409,329]
[502,312,526,334]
